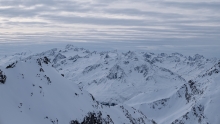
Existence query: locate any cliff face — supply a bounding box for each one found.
[0,69,6,84]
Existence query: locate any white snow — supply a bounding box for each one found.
[0,44,219,124]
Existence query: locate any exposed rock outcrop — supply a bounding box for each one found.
[0,69,6,84]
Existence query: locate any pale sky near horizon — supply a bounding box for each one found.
[0,0,220,57]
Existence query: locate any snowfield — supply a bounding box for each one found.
[0,44,219,124]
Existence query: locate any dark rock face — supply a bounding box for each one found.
[143,53,152,59]
[37,57,51,66]
[53,53,66,64]
[171,104,207,124]
[43,57,50,64]
[188,80,203,96]
[199,61,220,77]
[123,51,135,58]
[0,70,7,84]
[151,57,163,63]
[148,98,170,110]
[123,61,129,65]
[40,68,44,72]
[176,80,203,104]
[65,44,75,50]
[167,56,181,62]
[70,111,114,124]
[107,65,125,80]
[172,52,183,57]
[44,75,52,85]
[6,61,17,69]
[68,55,81,62]
[119,106,148,124]
[37,58,42,66]
[37,48,57,56]
[83,64,101,74]
[134,65,149,77]
[193,54,204,61]
[100,102,117,106]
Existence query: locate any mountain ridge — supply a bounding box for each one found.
[0,44,219,124]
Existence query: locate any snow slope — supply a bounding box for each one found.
[0,56,154,124]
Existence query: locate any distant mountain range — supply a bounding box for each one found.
[0,44,219,124]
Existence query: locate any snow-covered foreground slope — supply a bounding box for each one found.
[0,56,154,124]
[1,44,219,124]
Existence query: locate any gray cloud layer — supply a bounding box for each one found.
[0,0,219,57]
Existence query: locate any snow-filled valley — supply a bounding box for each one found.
[0,44,219,124]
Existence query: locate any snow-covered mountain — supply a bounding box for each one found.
[0,44,219,124]
[0,56,154,124]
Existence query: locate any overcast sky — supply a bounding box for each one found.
[0,0,220,58]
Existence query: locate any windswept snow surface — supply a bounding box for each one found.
[0,44,220,124]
